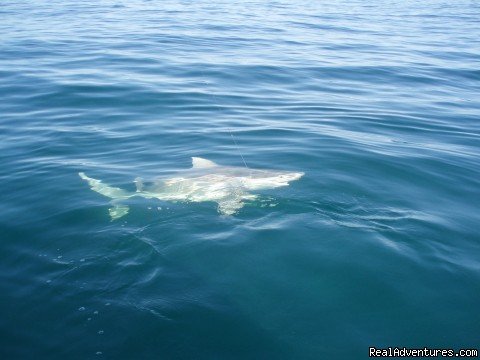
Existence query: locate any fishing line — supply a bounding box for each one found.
[201,71,249,170]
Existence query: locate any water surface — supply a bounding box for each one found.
[1,0,479,358]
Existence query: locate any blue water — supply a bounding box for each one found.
[1,0,479,358]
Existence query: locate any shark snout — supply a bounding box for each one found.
[280,172,304,182]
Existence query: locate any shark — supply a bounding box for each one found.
[79,157,304,219]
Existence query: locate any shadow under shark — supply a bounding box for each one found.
[79,157,304,220]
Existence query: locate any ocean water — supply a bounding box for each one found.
[1,0,479,358]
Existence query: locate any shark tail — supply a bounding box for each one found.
[79,172,132,199]
[79,172,132,220]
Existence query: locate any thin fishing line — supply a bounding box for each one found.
[201,71,249,170]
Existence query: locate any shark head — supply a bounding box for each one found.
[242,169,304,190]
[191,157,303,190]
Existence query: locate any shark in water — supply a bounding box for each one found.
[79,157,304,219]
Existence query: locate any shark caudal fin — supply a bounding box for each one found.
[79,172,131,199]
[79,172,132,220]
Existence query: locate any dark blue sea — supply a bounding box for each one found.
[1,0,479,358]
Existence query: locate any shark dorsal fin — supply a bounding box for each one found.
[192,157,218,169]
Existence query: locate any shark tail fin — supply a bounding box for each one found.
[79,172,131,199]
[79,172,132,220]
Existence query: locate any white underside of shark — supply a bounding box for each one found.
[79,157,304,220]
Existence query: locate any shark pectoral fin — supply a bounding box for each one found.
[217,199,244,216]
[108,203,129,221]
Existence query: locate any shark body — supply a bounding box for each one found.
[79,157,304,219]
